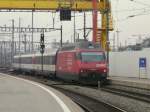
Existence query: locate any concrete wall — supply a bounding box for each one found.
[109,49,150,79]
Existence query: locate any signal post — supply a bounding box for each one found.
[40,33,45,72]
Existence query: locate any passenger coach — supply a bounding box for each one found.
[13,49,57,75]
[13,41,108,84]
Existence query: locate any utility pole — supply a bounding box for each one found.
[19,18,21,69]
[116,30,121,51]
[83,12,86,40]
[11,19,14,65]
[31,10,34,52]
[4,41,6,67]
[0,42,2,66]
[24,34,27,53]
[14,41,16,55]
[53,18,55,28]
[9,40,11,66]
[1,42,3,66]
[6,41,8,66]
[28,35,31,53]
[113,33,115,51]
[74,11,76,43]
[19,18,21,54]
[60,25,63,47]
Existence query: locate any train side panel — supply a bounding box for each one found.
[56,51,79,81]
[13,53,56,76]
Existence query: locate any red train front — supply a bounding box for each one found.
[56,41,108,84]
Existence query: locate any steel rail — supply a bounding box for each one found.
[102,86,150,103]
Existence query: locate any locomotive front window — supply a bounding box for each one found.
[81,52,105,62]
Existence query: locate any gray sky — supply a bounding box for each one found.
[0,0,150,47]
[112,0,150,46]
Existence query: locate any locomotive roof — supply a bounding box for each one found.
[60,41,103,51]
[14,41,103,58]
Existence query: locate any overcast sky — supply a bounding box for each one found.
[0,0,150,47]
[112,0,150,46]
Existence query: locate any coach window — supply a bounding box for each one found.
[49,56,52,64]
[37,57,39,64]
[43,56,46,64]
[27,57,30,64]
[23,57,25,64]
[44,56,48,65]
[42,56,45,64]
[24,57,26,64]
[14,58,15,63]
[52,56,55,65]
[35,56,39,64]
[44,56,46,64]
[14,58,16,63]
[24,57,27,64]
[48,56,51,64]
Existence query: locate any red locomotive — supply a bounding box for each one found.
[13,41,107,84]
[56,41,107,84]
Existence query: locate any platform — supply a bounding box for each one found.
[0,73,84,112]
[108,76,150,90]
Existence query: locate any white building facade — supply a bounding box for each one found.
[109,48,150,79]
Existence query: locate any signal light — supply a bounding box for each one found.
[40,33,44,42]
[60,9,71,21]
[40,45,45,49]
[80,69,83,73]
[103,69,107,73]
[40,33,45,54]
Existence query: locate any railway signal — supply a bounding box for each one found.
[40,33,45,72]
[60,8,71,21]
[40,33,45,54]
[0,0,113,50]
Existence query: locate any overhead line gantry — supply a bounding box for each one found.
[0,0,113,50]
[0,0,104,10]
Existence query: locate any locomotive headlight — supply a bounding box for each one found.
[103,69,107,73]
[80,70,83,73]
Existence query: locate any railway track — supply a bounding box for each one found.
[101,85,150,103]
[0,69,126,112]
[51,86,125,112]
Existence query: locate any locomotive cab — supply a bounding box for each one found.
[56,41,108,84]
[76,51,107,83]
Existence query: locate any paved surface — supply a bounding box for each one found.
[108,76,150,90]
[0,73,84,112]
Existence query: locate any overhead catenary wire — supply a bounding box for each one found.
[129,0,150,7]
[113,7,150,13]
[114,0,150,22]
[118,9,150,22]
